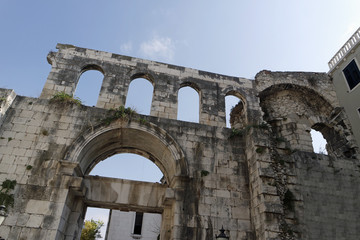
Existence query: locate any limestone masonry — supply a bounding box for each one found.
[0,43,359,240]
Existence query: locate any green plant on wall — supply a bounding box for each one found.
[139,117,148,125]
[229,128,244,138]
[256,147,265,154]
[102,106,137,125]
[41,129,49,136]
[50,91,82,105]
[200,170,209,177]
[0,179,16,210]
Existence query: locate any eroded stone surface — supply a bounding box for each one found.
[0,44,359,240]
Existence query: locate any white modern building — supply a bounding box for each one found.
[105,210,161,240]
[328,27,360,146]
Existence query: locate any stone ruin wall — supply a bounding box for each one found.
[0,43,358,240]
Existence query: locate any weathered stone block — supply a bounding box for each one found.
[0,44,358,240]
[25,200,52,215]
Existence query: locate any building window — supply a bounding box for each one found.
[343,59,360,90]
[133,212,143,235]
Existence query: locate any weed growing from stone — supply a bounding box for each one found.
[51,91,82,105]
[275,137,286,143]
[256,147,265,154]
[201,170,209,177]
[41,129,49,136]
[102,106,137,125]
[230,128,244,138]
[139,118,148,125]
[0,179,17,210]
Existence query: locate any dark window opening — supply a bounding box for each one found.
[133,212,144,235]
[343,60,360,90]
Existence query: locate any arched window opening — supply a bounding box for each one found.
[75,70,103,107]
[225,95,244,128]
[125,78,153,115]
[177,86,199,123]
[89,153,164,183]
[310,129,328,154]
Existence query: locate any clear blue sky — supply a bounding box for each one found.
[1,0,359,237]
[1,1,360,96]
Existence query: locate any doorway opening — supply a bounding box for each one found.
[81,153,164,240]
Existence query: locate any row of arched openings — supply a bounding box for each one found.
[77,71,330,238]
[74,69,244,127]
[75,70,328,154]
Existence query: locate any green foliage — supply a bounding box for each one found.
[51,91,82,105]
[0,179,17,210]
[229,128,244,138]
[7,137,12,142]
[0,97,6,103]
[139,118,148,125]
[26,165,33,170]
[275,137,286,143]
[201,170,209,177]
[41,129,49,136]
[80,219,104,240]
[102,106,136,125]
[256,147,265,154]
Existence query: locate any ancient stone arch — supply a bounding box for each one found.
[65,120,187,183]
[130,72,155,84]
[61,120,188,239]
[225,90,248,129]
[81,64,105,74]
[177,82,201,122]
[258,83,357,158]
[0,44,359,240]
